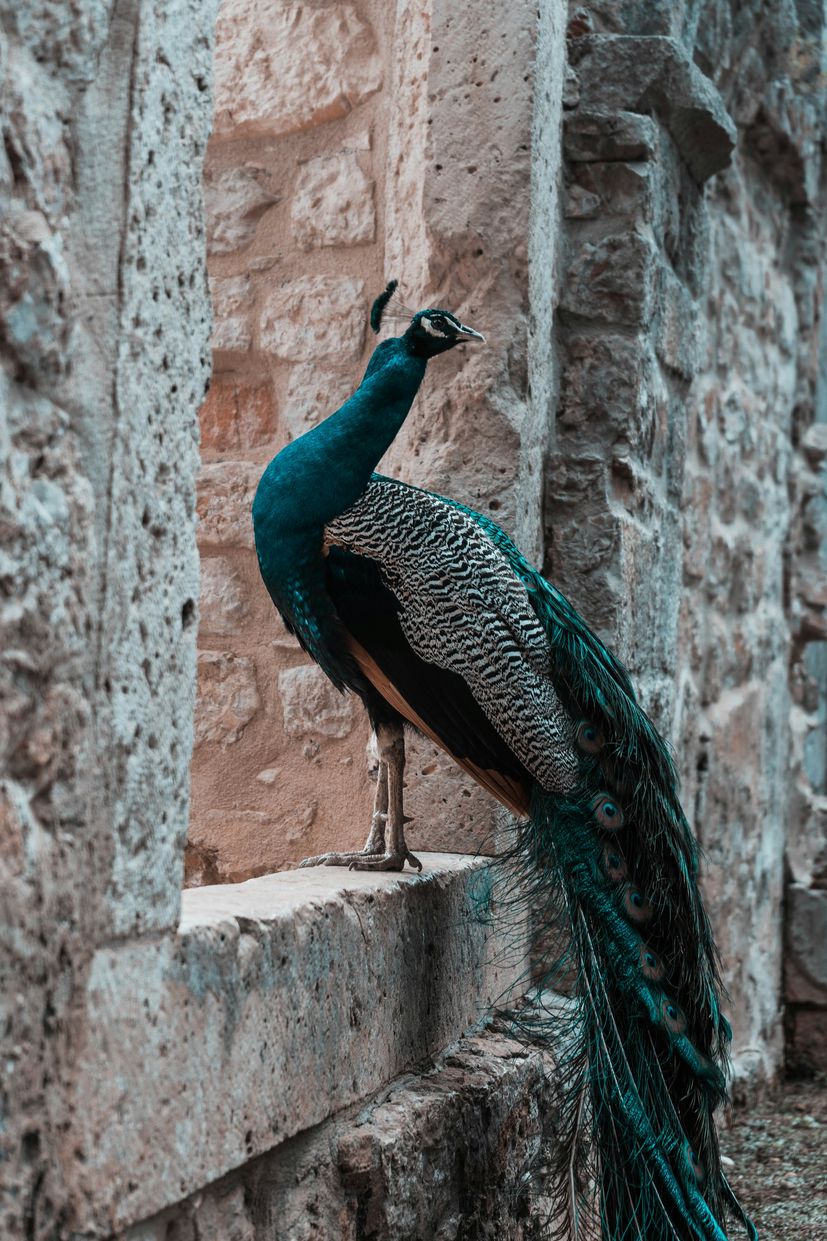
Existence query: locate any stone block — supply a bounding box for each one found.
[204,163,279,256]
[120,1021,555,1241]
[187,805,318,884]
[281,361,357,441]
[568,160,652,219]
[656,262,698,380]
[209,274,252,352]
[561,230,657,325]
[786,885,827,1005]
[196,461,260,549]
[564,110,658,162]
[558,334,646,434]
[786,1008,827,1075]
[67,857,528,1233]
[199,556,250,635]
[278,664,356,739]
[195,650,260,746]
[213,1,382,139]
[260,276,365,362]
[291,151,375,250]
[199,379,278,454]
[569,36,736,183]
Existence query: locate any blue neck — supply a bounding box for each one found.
[254,337,427,536]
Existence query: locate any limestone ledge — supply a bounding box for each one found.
[68,855,527,1235]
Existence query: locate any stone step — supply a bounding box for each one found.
[69,855,528,1234]
[122,1018,556,1241]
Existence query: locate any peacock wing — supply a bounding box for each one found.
[324,475,582,800]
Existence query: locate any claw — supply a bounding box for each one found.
[346,850,422,873]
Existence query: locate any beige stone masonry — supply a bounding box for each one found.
[66,855,527,1235]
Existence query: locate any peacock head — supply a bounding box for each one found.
[370,280,485,358]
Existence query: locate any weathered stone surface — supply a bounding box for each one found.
[210,274,252,351]
[0,0,219,1234]
[561,230,658,324]
[291,151,375,250]
[187,804,318,884]
[199,556,250,635]
[199,378,278,454]
[204,163,279,256]
[67,857,527,1233]
[569,35,736,183]
[785,885,827,1005]
[400,735,502,857]
[564,110,658,162]
[259,276,365,361]
[196,461,260,548]
[278,665,356,739]
[787,1008,827,1075]
[123,1020,556,1241]
[212,1,383,139]
[281,361,356,441]
[195,651,260,746]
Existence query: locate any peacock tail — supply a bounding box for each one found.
[253,284,757,1239]
[324,475,755,1241]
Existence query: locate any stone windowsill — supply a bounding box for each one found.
[69,854,528,1235]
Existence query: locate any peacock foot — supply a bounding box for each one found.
[347,848,422,873]
[297,846,422,873]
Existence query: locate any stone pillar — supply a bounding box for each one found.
[0,1,217,1233]
[552,2,826,1089]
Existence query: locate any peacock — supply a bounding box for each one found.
[252,281,757,1240]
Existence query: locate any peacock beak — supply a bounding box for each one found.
[456,323,486,343]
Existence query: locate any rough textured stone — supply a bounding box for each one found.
[569,35,736,183]
[212,1,383,139]
[67,857,527,1233]
[0,0,218,1234]
[787,1009,827,1075]
[186,804,318,885]
[204,164,279,256]
[210,274,252,351]
[195,651,260,746]
[564,110,658,162]
[561,231,658,324]
[196,461,260,548]
[291,151,375,250]
[259,276,366,361]
[199,378,278,454]
[122,1021,556,1241]
[278,665,356,739]
[548,0,826,1094]
[785,885,827,1005]
[199,556,250,635]
[280,362,356,441]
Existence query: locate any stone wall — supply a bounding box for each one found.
[0,2,217,1234]
[552,2,826,1086]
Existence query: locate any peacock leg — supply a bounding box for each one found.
[297,722,421,872]
[344,721,421,872]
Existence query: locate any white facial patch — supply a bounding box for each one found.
[420,314,460,337]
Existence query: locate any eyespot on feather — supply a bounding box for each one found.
[623,883,652,924]
[661,997,688,1035]
[576,720,605,754]
[592,793,624,830]
[639,943,665,980]
[601,842,628,884]
[684,1141,705,1186]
